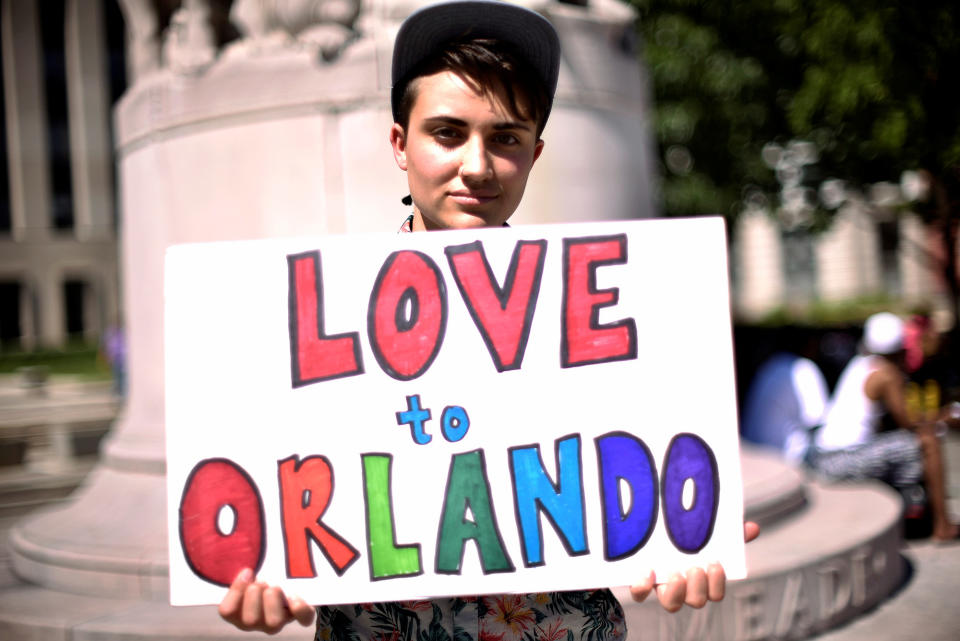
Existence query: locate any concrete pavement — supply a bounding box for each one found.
[808,431,960,641]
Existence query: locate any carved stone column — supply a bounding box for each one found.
[65,0,115,242]
[815,199,882,302]
[898,212,933,306]
[734,209,785,320]
[1,0,52,245]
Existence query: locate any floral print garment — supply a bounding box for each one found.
[315,590,626,641]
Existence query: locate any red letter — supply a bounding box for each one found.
[278,455,359,578]
[368,250,447,380]
[179,458,265,587]
[446,240,546,371]
[288,251,363,387]
[561,235,637,367]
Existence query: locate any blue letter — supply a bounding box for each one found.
[596,432,657,560]
[509,435,587,567]
[441,406,470,442]
[396,394,432,445]
[662,433,719,553]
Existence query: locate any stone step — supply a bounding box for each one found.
[615,462,905,641]
[741,445,808,529]
[0,465,93,519]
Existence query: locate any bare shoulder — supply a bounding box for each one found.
[863,357,900,400]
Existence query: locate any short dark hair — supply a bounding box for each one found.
[394,38,552,137]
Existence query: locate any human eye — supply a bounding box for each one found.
[492,132,521,146]
[431,126,464,145]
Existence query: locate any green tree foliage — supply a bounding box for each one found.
[633,0,960,210]
[632,2,782,217]
[632,0,960,313]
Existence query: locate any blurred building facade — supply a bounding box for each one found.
[733,201,958,326]
[0,0,127,350]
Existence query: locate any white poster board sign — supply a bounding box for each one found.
[165,217,746,606]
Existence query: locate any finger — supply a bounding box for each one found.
[656,573,686,613]
[707,562,726,602]
[262,586,293,633]
[240,582,267,629]
[684,567,708,609]
[288,596,317,627]
[218,568,255,625]
[628,570,656,603]
[744,521,760,543]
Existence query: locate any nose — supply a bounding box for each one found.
[459,135,493,183]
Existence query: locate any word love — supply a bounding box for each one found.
[178,432,720,588]
[288,234,638,386]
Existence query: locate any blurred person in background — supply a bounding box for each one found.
[903,312,937,375]
[904,310,960,421]
[741,327,829,464]
[808,312,959,542]
[100,320,126,398]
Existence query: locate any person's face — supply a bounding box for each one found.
[390,70,544,231]
[922,327,941,357]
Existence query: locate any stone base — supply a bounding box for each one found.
[8,466,168,600]
[616,476,905,641]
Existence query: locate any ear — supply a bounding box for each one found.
[532,139,545,165]
[390,123,408,171]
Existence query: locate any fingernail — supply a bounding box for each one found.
[238,567,254,582]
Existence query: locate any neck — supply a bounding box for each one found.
[411,208,432,232]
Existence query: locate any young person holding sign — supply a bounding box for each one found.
[217,0,758,636]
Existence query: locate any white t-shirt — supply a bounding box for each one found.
[815,354,884,451]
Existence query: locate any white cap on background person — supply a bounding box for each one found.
[863,312,904,355]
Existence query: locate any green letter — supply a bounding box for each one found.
[436,450,514,574]
[362,454,422,579]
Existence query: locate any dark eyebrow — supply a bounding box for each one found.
[493,121,533,132]
[423,116,533,132]
[423,116,468,128]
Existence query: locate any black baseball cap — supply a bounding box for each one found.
[390,0,561,124]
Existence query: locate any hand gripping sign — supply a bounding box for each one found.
[164,217,746,606]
